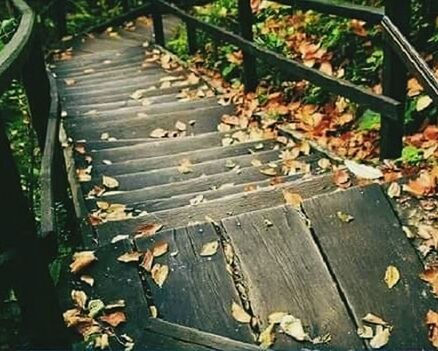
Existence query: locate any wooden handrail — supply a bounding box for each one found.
[0,0,35,96]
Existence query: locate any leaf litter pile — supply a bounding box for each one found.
[56,11,438,349]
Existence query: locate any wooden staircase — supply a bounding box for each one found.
[53,19,435,350]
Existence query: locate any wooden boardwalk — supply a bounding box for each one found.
[53,20,435,350]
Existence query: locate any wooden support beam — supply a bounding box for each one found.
[152,2,165,47]
[0,117,67,348]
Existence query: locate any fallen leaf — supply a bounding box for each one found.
[70,251,97,274]
[260,167,277,176]
[150,128,168,138]
[362,313,389,326]
[404,171,437,197]
[280,314,308,341]
[426,310,438,348]
[345,160,383,180]
[258,323,275,349]
[140,250,154,272]
[94,333,109,349]
[152,241,169,257]
[370,325,390,349]
[200,241,219,257]
[264,219,273,227]
[420,268,438,296]
[111,235,129,244]
[282,190,303,209]
[231,302,251,323]
[417,95,433,112]
[80,275,95,287]
[175,120,187,132]
[268,312,288,324]
[318,158,331,170]
[105,300,126,310]
[337,211,354,223]
[384,265,400,289]
[135,223,163,238]
[178,159,193,174]
[100,311,126,327]
[71,290,87,309]
[102,175,119,189]
[117,252,142,263]
[151,264,169,288]
[149,305,158,318]
[357,325,374,339]
[88,299,105,318]
[64,78,76,86]
[387,182,401,198]
[333,169,351,189]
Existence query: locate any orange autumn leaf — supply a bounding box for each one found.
[333,169,351,189]
[70,251,97,274]
[100,311,126,327]
[404,171,437,197]
[135,223,163,238]
[420,268,438,296]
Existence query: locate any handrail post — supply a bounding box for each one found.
[0,117,67,348]
[186,21,198,55]
[53,0,67,37]
[381,0,410,159]
[22,36,50,151]
[152,2,165,47]
[238,0,257,92]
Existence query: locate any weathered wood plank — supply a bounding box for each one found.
[135,223,254,342]
[93,174,337,245]
[303,184,434,349]
[222,206,363,349]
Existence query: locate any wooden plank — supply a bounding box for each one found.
[66,104,229,140]
[135,223,254,342]
[145,318,266,351]
[303,184,434,349]
[83,149,280,192]
[222,206,362,349]
[91,139,278,176]
[94,174,337,244]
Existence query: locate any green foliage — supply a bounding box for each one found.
[401,145,423,164]
[357,109,380,131]
[0,18,17,51]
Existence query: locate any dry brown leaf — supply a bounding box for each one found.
[152,241,169,257]
[337,211,354,223]
[117,252,142,263]
[333,169,351,189]
[420,268,438,296]
[387,182,401,198]
[280,314,308,341]
[149,305,158,318]
[102,175,119,189]
[150,128,168,138]
[71,290,88,310]
[100,311,126,327]
[80,275,95,287]
[268,312,288,324]
[362,313,389,326]
[426,310,438,348]
[384,265,400,289]
[135,223,163,238]
[70,251,97,274]
[64,78,76,86]
[357,325,374,339]
[260,167,277,176]
[140,249,154,272]
[200,241,219,257]
[370,326,390,349]
[151,263,169,288]
[178,159,193,174]
[282,190,303,209]
[175,120,187,132]
[231,302,251,323]
[404,171,437,197]
[318,158,331,170]
[94,333,109,349]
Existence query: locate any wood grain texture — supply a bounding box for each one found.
[135,223,254,342]
[303,184,434,349]
[222,206,363,350]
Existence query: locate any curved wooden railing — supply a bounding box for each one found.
[0,0,66,347]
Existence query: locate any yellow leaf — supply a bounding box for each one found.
[384,265,400,289]
[200,241,219,257]
[258,323,275,349]
[117,252,142,263]
[71,290,88,309]
[370,326,390,349]
[268,311,288,324]
[279,314,308,341]
[231,302,251,323]
[102,175,119,189]
[282,190,303,209]
[362,313,389,326]
[151,263,169,287]
[416,95,433,112]
[70,251,97,274]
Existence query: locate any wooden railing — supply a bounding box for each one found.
[147,0,438,160]
[0,0,66,347]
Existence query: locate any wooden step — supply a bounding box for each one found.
[88,174,336,248]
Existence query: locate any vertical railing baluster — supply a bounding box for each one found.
[53,0,67,37]
[152,2,166,47]
[22,37,50,151]
[238,0,257,92]
[186,21,198,55]
[381,0,410,159]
